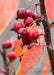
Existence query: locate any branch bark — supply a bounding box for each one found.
[39,0,54,75]
[2,45,9,75]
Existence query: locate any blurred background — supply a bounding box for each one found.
[0,0,54,75]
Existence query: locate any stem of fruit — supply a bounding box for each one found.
[6,60,14,70]
[44,45,54,51]
[1,70,14,74]
[26,3,39,10]
[39,0,54,75]
[2,45,9,75]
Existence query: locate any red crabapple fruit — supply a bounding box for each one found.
[4,40,12,48]
[13,22,24,32]
[24,17,33,27]
[8,52,16,60]
[26,10,33,17]
[17,28,28,36]
[28,29,39,41]
[17,8,27,19]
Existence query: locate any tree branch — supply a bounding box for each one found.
[39,0,54,75]
[2,45,9,75]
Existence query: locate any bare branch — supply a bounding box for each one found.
[39,0,54,74]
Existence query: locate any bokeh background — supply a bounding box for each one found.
[0,0,54,75]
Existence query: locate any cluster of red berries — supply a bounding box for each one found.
[4,40,16,60]
[13,8,41,46]
[3,8,41,61]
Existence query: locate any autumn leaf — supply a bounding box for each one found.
[19,46,28,56]
[44,56,50,68]
[45,0,54,20]
[50,23,54,29]
[14,46,21,57]
[42,56,50,74]
[13,40,19,47]
[16,45,44,75]
[43,74,48,75]
[13,39,22,47]
[0,0,18,35]
[14,45,28,57]
[27,25,38,32]
[13,39,22,56]
[13,39,28,57]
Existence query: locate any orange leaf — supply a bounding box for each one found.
[27,25,38,32]
[0,0,18,35]
[13,39,28,57]
[37,28,44,43]
[13,39,23,57]
[13,40,19,47]
[14,46,21,57]
[50,23,54,29]
[42,56,50,74]
[42,67,49,73]
[20,46,28,56]
[43,74,48,75]
[16,73,22,75]
[44,56,50,68]
[17,46,28,57]
[16,45,44,75]
[13,39,22,47]
[14,45,28,57]
[45,0,54,20]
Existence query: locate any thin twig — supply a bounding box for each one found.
[1,70,14,74]
[6,60,14,70]
[1,45,9,75]
[44,45,54,51]
[26,3,39,10]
